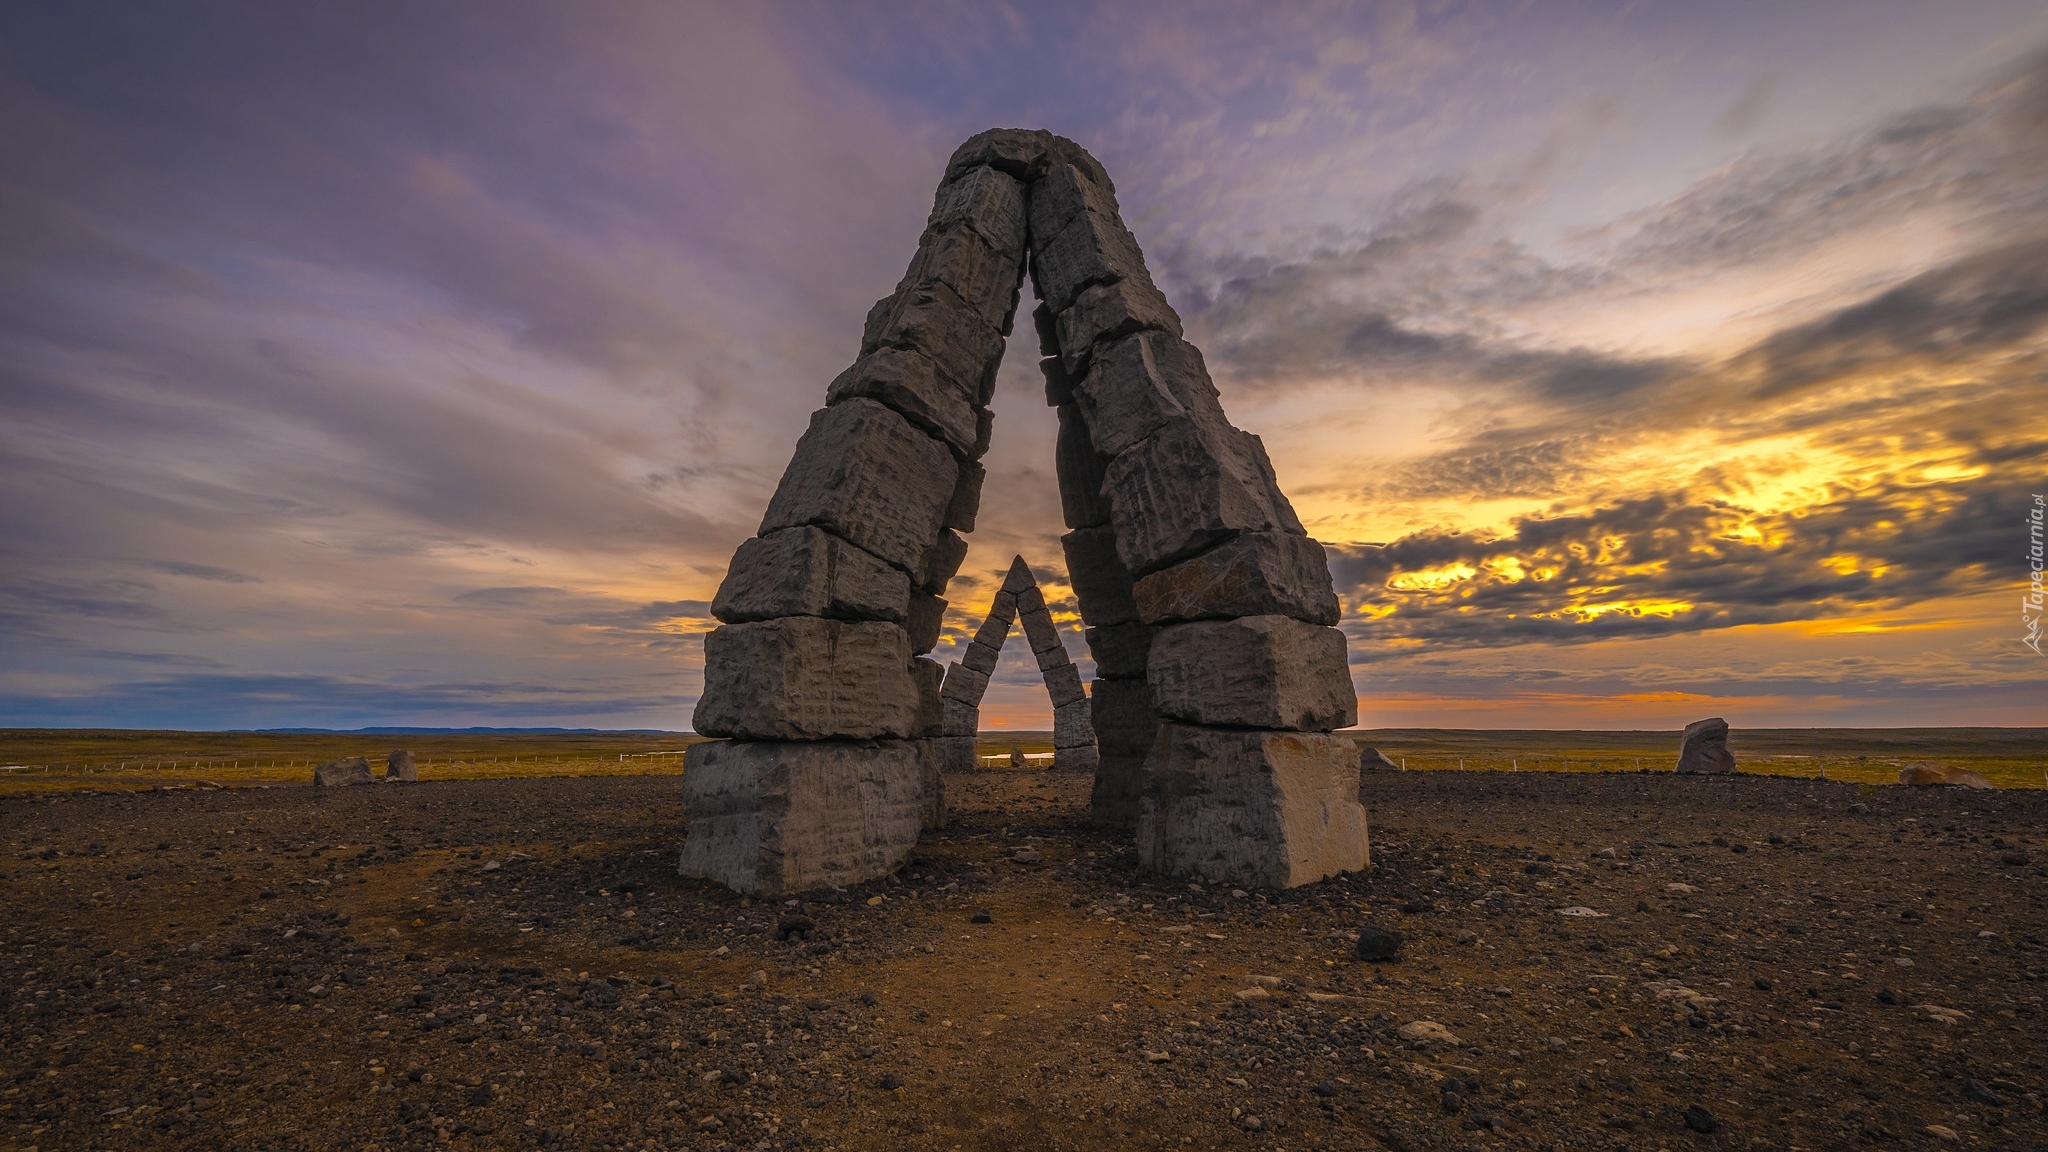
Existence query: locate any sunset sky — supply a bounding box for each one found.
[4,1,2045,731]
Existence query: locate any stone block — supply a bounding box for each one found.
[1147,615,1355,731]
[919,529,969,595]
[1676,717,1737,774]
[1026,163,1123,253]
[911,656,945,737]
[943,128,1060,184]
[678,739,925,897]
[937,735,979,774]
[1031,204,1151,313]
[1088,677,1157,758]
[1053,698,1094,748]
[927,164,1028,257]
[906,591,946,654]
[314,756,373,787]
[1032,301,1060,358]
[1132,531,1341,626]
[712,525,911,625]
[1040,356,1078,407]
[973,590,1018,648]
[961,638,1002,675]
[760,399,959,574]
[1135,725,1369,888]
[1089,753,1149,830]
[1103,419,1304,576]
[914,737,946,830]
[1061,525,1137,625]
[945,460,984,532]
[862,280,1007,402]
[940,661,991,707]
[694,617,919,740]
[1053,742,1099,774]
[974,405,994,454]
[1043,661,1085,706]
[1019,605,1062,655]
[385,749,418,782]
[1015,584,1046,615]
[892,222,1022,333]
[1055,404,1112,528]
[941,697,979,737]
[1083,622,1157,678]
[1074,332,1226,459]
[825,347,979,460]
[1056,278,1182,375]
[1001,555,1037,593]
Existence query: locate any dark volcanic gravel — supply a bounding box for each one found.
[2,769,2045,1151]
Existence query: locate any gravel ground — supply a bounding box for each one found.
[3,768,2045,1152]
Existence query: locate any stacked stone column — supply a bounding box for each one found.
[936,556,1098,774]
[1026,141,1371,888]
[681,145,1028,897]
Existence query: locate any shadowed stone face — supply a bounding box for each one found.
[1676,717,1738,774]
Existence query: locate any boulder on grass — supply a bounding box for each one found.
[1898,763,1996,789]
[314,757,373,787]
[1675,717,1737,774]
[385,750,418,783]
[1357,746,1401,772]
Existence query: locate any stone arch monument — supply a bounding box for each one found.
[683,129,1368,897]
[936,555,1099,775]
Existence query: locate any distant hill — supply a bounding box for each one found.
[243,726,684,735]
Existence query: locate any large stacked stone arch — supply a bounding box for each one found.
[683,129,1368,896]
[936,555,1099,774]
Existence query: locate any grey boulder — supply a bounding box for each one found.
[313,757,373,787]
[1675,717,1737,775]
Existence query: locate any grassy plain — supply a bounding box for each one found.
[1,726,2041,794]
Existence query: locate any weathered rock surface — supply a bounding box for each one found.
[693,618,919,741]
[927,163,1028,256]
[1898,762,1997,788]
[939,662,990,707]
[1055,278,1182,375]
[891,219,1022,333]
[914,738,945,830]
[1147,616,1356,731]
[911,657,945,738]
[385,749,418,783]
[1042,661,1085,707]
[918,530,969,596]
[1357,745,1402,772]
[1103,419,1305,576]
[935,734,979,774]
[1025,161,1123,251]
[960,638,1001,676]
[1061,525,1138,625]
[678,739,925,896]
[906,591,947,654]
[1132,531,1341,626]
[1074,332,1226,459]
[313,757,373,787]
[1082,622,1157,678]
[1089,752,1150,830]
[940,697,978,738]
[945,460,985,532]
[973,590,1018,649]
[825,348,980,461]
[1136,725,1370,888]
[1030,185,1151,312]
[1019,601,1064,657]
[861,278,1007,404]
[1676,717,1738,775]
[1054,404,1113,528]
[1087,677,1157,759]
[711,525,911,625]
[759,399,959,574]
[1053,699,1094,749]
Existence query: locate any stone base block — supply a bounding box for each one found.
[759,398,959,574]
[385,750,418,782]
[711,526,912,626]
[1054,743,1100,774]
[679,739,926,897]
[1089,753,1149,830]
[1135,725,1369,889]
[1053,698,1093,748]
[937,735,980,774]
[694,617,918,741]
[941,697,979,737]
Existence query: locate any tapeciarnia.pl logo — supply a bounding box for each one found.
[2027,493,2045,656]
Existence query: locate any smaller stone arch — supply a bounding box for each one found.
[936,557,1099,774]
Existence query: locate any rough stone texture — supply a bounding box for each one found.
[1055,405,1113,528]
[1131,531,1341,626]
[973,590,1019,649]
[1898,763,1997,788]
[941,697,979,738]
[1136,725,1370,888]
[914,738,946,830]
[911,657,945,738]
[861,281,1007,404]
[1088,678,1157,759]
[1001,555,1037,594]
[678,739,925,897]
[1032,301,1061,359]
[1015,585,1046,615]
[313,757,373,787]
[1675,717,1738,775]
[1043,662,1085,707]
[936,735,979,775]
[1147,616,1356,731]
[1031,201,1151,314]
[1026,162,1124,250]
[1358,746,1402,772]
[826,348,980,461]
[1056,279,1183,375]
[906,592,947,654]
[1073,332,1226,460]
[945,460,985,532]
[712,525,911,625]
[1041,357,1078,408]
[1083,622,1157,679]
[961,638,1002,676]
[890,221,1021,333]
[760,399,959,574]
[943,128,1063,185]
[1019,604,1063,656]
[1103,419,1306,576]
[1054,743,1100,774]
[926,164,1028,263]
[919,529,969,595]
[1090,753,1149,830]
[385,749,418,783]
[694,618,919,741]
[1053,699,1094,748]
[940,662,991,707]
[1061,525,1138,625]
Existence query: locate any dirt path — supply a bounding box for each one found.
[3,769,2045,1151]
